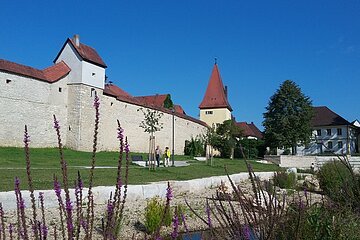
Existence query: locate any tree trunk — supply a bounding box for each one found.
[292,145,297,155]
[230,147,234,160]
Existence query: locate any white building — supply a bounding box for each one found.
[297,106,359,155]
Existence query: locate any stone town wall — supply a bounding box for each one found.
[0,72,69,147]
[66,85,207,153]
[0,74,207,153]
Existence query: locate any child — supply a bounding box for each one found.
[164,147,171,167]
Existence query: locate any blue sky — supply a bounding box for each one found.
[1,0,359,130]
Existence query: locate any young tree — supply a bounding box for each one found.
[263,80,313,155]
[138,108,163,169]
[215,120,243,159]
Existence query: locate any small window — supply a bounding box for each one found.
[58,87,62,92]
[110,102,113,106]
[6,79,12,84]
[327,141,333,149]
[317,129,321,136]
[205,111,213,115]
[92,72,96,76]
[338,141,343,149]
[337,128,342,135]
[326,129,331,136]
[90,88,95,97]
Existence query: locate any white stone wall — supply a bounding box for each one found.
[0,72,69,147]
[0,72,206,153]
[65,85,207,153]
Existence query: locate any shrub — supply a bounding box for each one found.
[273,170,296,189]
[144,197,172,234]
[317,161,354,203]
[184,136,205,156]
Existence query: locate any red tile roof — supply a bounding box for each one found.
[0,59,70,83]
[54,38,107,68]
[134,94,169,108]
[103,84,207,127]
[174,104,186,114]
[103,84,142,104]
[312,106,350,126]
[199,64,232,111]
[236,121,263,139]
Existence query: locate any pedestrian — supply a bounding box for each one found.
[155,145,161,167]
[164,147,170,167]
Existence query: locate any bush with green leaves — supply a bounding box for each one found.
[317,161,354,203]
[144,197,172,234]
[184,136,205,156]
[273,170,296,189]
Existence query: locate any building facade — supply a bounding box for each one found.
[296,106,359,155]
[0,35,207,153]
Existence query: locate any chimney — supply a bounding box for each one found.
[73,34,80,47]
[224,85,228,99]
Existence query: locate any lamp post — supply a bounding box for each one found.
[172,108,175,167]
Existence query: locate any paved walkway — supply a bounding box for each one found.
[132,160,190,167]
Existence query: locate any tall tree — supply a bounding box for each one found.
[263,80,313,155]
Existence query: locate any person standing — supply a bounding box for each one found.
[164,147,171,167]
[155,145,161,167]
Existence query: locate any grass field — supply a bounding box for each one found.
[0,147,279,191]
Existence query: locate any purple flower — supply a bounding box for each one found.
[54,178,62,197]
[117,126,124,141]
[14,177,20,192]
[65,198,74,233]
[53,118,60,130]
[23,126,30,144]
[171,214,179,239]
[9,223,13,235]
[107,200,115,218]
[81,219,88,231]
[181,213,189,234]
[41,223,48,238]
[93,94,100,108]
[166,184,173,201]
[243,225,251,240]
[19,198,25,210]
[125,142,130,154]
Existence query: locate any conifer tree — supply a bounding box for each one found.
[263,80,313,155]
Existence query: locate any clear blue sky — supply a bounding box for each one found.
[1,0,359,130]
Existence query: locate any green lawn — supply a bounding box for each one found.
[0,147,279,191]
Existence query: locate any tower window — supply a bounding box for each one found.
[205,111,213,115]
[6,79,12,84]
[92,72,96,76]
[58,87,62,92]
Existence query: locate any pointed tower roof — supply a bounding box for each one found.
[199,64,232,111]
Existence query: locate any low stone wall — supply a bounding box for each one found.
[265,155,360,169]
[0,172,275,211]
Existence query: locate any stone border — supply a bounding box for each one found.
[0,172,274,210]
